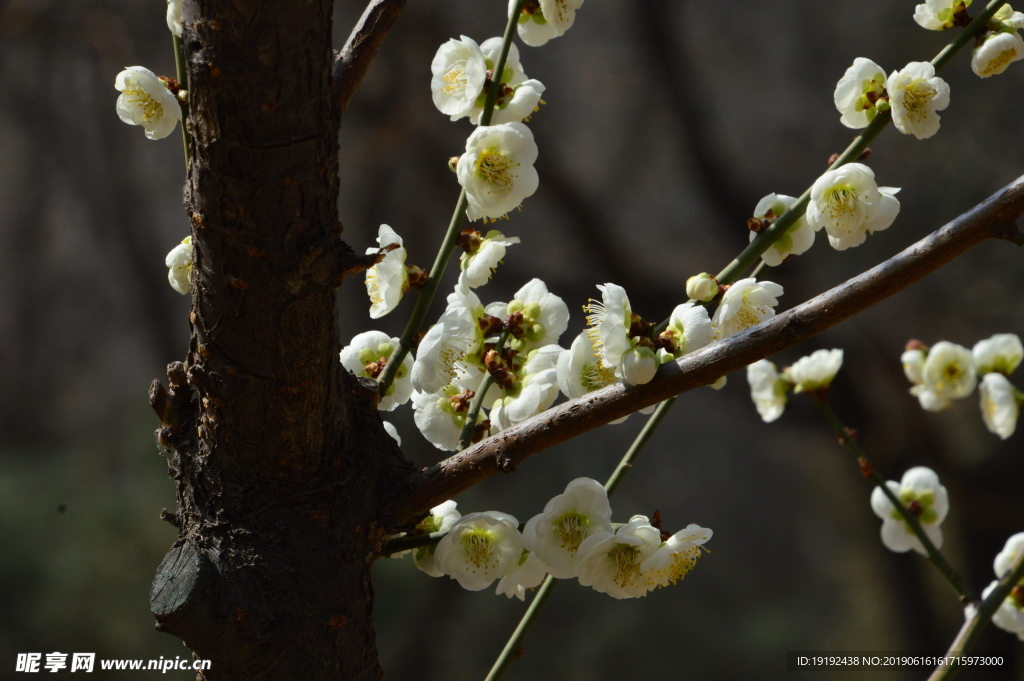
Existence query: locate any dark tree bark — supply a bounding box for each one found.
[148,2,412,679]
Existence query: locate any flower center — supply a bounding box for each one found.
[936,361,964,391]
[581,360,617,391]
[462,530,497,570]
[442,62,469,96]
[123,88,165,123]
[980,46,1019,76]
[555,513,589,554]
[610,544,643,588]
[825,184,858,219]
[474,149,519,192]
[901,80,937,123]
[659,546,703,587]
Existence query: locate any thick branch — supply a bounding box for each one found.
[396,174,1024,518]
[332,0,407,115]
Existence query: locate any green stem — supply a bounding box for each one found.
[927,549,1024,681]
[811,396,974,603]
[457,329,511,450]
[172,34,191,168]
[379,530,447,557]
[604,398,676,496]
[931,0,1006,71]
[378,1,528,394]
[483,575,560,681]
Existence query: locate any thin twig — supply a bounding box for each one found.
[811,397,974,602]
[927,549,1024,681]
[172,34,190,168]
[332,0,408,115]
[394,173,1024,519]
[457,330,511,450]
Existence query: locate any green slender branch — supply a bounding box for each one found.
[172,34,191,168]
[604,398,676,495]
[811,396,974,603]
[457,330,511,450]
[927,549,1024,681]
[379,530,447,557]
[484,575,560,681]
[378,1,528,394]
[931,0,1007,71]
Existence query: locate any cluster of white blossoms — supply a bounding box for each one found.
[835,58,949,139]
[983,532,1024,641]
[902,334,1023,438]
[914,0,1024,77]
[870,466,949,555]
[745,348,844,423]
[513,0,584,47]
[406,478,712,600]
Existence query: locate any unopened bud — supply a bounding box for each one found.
[177,89,189,103]
[686,273,719,302]
[448,156,461,173]
[622,347,658,386]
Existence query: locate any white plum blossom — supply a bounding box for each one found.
[165,236,193,295]
[978,373,1020,439]
[489,278,570,352]
[412,501,463,577]
[115,66,181,140]
[522,477,613,579]
[870,466,949,555]
[167,0,183,37]
[411,386,483,451]
[711,278,784,340]
[556,331,619,399]
[460,229,520,288]
[786,348,844,394]
[577,515,663,599]
[585,283,635,368]
[749,194,816,266]
[995,533,1024,578]
[382,421,401,446]
[431,36,487,119]
[495,552,548,600]
[982,580,1024,640]
[339,331,413,411]
[663,303,713,359]
[746,359,789,423]
[512,0,584,48]
[490,345,563,431]
[457,122,539,221]
[806,163,900,251]
[434,511,524,591]
[685,273,719,303]
[365,225,409,319]
[972,6,1024,78]
[886,62,950,140]
[902,347,927,384]
[412,280,485,394]
[640,524,713,589]
[914,0,972,30]
[919,341,977,403]
[973,333,1023,376]
[834,58,889,128]
[469,39,546,125]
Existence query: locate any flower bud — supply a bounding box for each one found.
[621,347,659,386]
[685,273,718,302]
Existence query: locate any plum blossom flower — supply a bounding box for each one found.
[972,6,1024,77]
[556,331,619,399]
[584,283,635,368]
[640,524,713,589]
[746,359,789,423]
[165,236,193,295]
[785,349,844,394]
[914,0,972,30]
[434,511,524,590]
[412,501,463,577]
[902,346,927,384]
[870,467,948,555]
[489,345,563,431]
[834,58,889,128]
[978,373,1020,439]
[167,0,183,37]
[512,0,584,48]
[457,123,539,221]
[431,36,487,119]
[662,303,713,359]
[806,163,900,251]
[886,62,950,140]
[340,331,413,411]
[495,552,548,600]
[489,279,570,352]
[412,279,486,394]
[982,580,1024,640]
[711,278,784,340]
[973,333,1023,376]
[522,477,613,579]
[919,341,977,404]
[995,533,1024,578]
[460,229,520,288]
[411,385,485,451]
[577,515,663,599]
[365,225,409,319]
[115,66,181,140]
[468,39,546,125]
[748,194,816,266]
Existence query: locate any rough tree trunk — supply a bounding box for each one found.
[147,2,411,678]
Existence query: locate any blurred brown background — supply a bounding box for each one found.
[1,0,1022,679]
